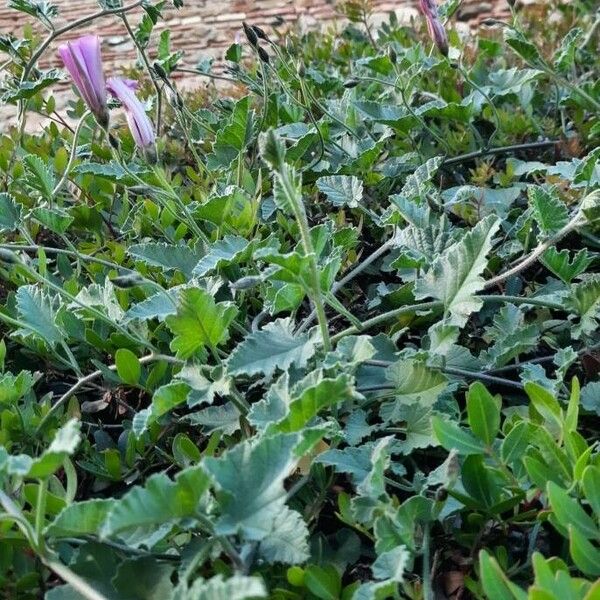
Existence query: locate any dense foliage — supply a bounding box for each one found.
[0,0,599,598]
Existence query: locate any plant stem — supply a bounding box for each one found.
[34,479,48,552]
[442,140,558,167]
[296,234,398,334]
[457,63,501,148]
[36,353,182,433]
[330,294,566,344]
[331,301,442,343]
[483,211,587,289]
[52,111,91,198]
[274,152,331,351]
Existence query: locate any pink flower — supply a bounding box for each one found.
[106,77,155,148]
[419,0,449,57]
[58,35,109,127]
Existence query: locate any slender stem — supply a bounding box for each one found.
[43,560,110,600]
[274,152,331,351]
[483,211,587,289]
[52,111,91,198]
[34,479,48,552]
[36,353,182,433]
[457,63,501,148]
[442,140,558,168]
[331,301,442,343]
[296,234,397,334]
[443,366,524,390]
[362,361,525,390]
[552,71,600,112]
[174,67,241,85]
[24,266,153,349]
[330,293,566,345]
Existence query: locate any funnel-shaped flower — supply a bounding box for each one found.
[58,35,108,127]
[419,0,449,57]
[106,77,155,148]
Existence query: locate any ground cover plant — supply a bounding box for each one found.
[0,0,599,597]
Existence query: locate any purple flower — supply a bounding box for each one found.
[59,35,109,127]
[107,77,155,148]
[419,0,449,57]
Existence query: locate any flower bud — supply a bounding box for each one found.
[419,0,449,57]
[343,78,360,89]
[252,25,269,41]
[108,133,120,150]
[243,22,258,47]
[152,61,168,81]
[388,47,397,64]
[257,46,270,64]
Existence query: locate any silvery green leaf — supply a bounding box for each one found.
[316,175,363,208]
[414,215,500,326]
[227,318,316,377]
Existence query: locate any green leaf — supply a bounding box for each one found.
[0,193,22,231]
[401,156,444,200]
[567,276,600,339]
[112,557,174,600]
[569,526,600,577]
[259,505,310,564]
[525,381,563,429]
[166,288,238,359]
[271,373,356,433]
[529,186,569,234]
[353,101,411,129]
[582,466,600,517]
[304,565,341,600]
[547,481,599,539]
[115,349,141,386]
[540,247,592,284]
[2,69,62,102]
[101,465,210,538]
[124,290,178,323]
[432,416,485,455]
[380,359,448,421]
[203,433,303,539]
[28,419,81,479]
[24,154,55,200]
[501,421,535,465]
[479,550,528,600]
[466,382,500,446]
[15,284,64,347]
[32,206,73,234]
[45,499,115,538]
[315,444,377,486]
[208,96,253,169]
[129,243,203,279]
[227,318,316,377]
[371,545,409,582]
[504,29,547,68]
[193,235,251,277]
[414,215,500,326]
[484,304,540,368]
[316,175,363,208]
[553,27,583,73]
